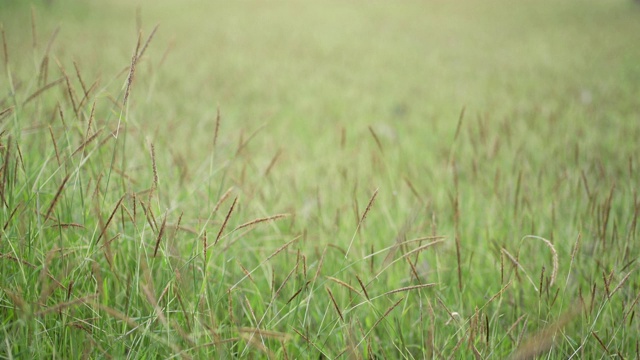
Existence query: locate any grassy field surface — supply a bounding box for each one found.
[1,0,640,358]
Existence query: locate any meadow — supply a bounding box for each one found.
[1,0,639,358]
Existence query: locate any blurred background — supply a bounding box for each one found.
[1,0,639,186]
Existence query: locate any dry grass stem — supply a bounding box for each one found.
[35,295,97,317]
[153,212,167,257]
[171,210,183,240]
[292,328,326,356]
[286,282,308,305]
[358,297,404,347]
[436,296,460,325]
[401,239,446,259]
[501,248,539,292]
[382,283,435,296]
[505,314,528,342]
[123,33,141,107]
[1,254,36,268]
[238,328,291,340]
[623,289,640,323]
[44,174,70,220]
[234,123,267,156]
[73,61,88,97]
[22,77,64,105]
[54,61,79,117]
[591,331,610,354]
[326,276,359,295]
[484,280,512,307]
[454,106,466,141]
[264,149,282,176]
[76,78,99,110]
[609,271,632,299]
[0,106,14,121]
[97,126,121,150]
[84,101,96,141]
[144,200,158,231]
[92,302,139,330]
[109,166,137,185]
[212,187,233,214]
[238,261,255,284]
[38,55,49,86]
[398,235,446,247]
[201,230,207,261]
[103,233,121,249]
[313,247,327,283]
[56,104,66,128]
[175,225,198,235]
[359,188,378,225]
[265,236,300,262]
[523,235,558,286]
[403,176,423,202]
[48,126,61,165]
[150,143,158,188]
[539,266,546,298]
[273,263,297,300]
[96,195,125,244]
[3,203,22,230]
[71,129,102,156]
[565,233,581,286]
[355,274,370,301]
[345,188,378,258]
[137,24,159,61]
[368,126,384,154]
[234,213,289,231]
[50,222,85,229]
[16,143,25,174]
[214,196,237,246]
[406,257,422,283]
[213,106,220,148]
[326,287,344,322]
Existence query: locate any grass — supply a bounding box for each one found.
[1,0,640,358]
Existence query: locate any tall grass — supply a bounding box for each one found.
[1,1,639,358]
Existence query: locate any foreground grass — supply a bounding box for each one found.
[1,1,639,358]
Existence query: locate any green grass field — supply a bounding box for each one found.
[1,0,640,358]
